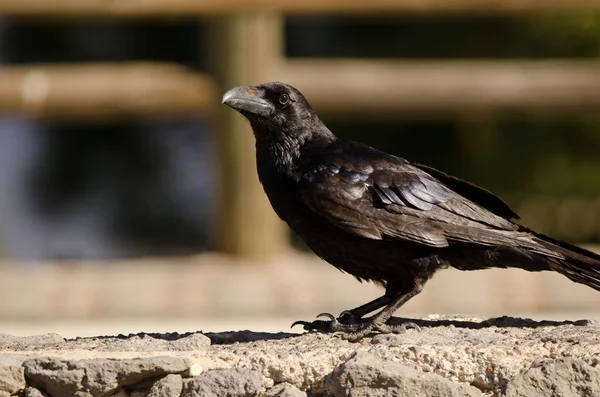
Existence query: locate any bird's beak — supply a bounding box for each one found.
[222,86,273,118]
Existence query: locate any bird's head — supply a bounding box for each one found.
[222,81,330,144]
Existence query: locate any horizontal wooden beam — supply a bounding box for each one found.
[275,59,600,118]
[0,63,216,121]
[3,60,600,121]
[1,0,599,19]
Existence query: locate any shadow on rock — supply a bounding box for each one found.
[294,315,593,334]
[204,330,299,345]
[62,316,593,347]
[390,315,592,329]
[69,330,299,346]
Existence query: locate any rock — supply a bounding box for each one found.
[24,356,189,397]
[504,358,600,397]
[24,358,85,396]
[0,334,64,351]
[147,374,183,397]
[24,387,48,397]
[106,391,128,397]
[2,316,599,396]
[265,383,306,397]
[325,351,481,397]
[184,363,204,377]
[167,333,211,350]
[82,356,188,395]
[370,334,406,347]
[66,332,211,352]
[0,356,26,395]
[182,369,262,397]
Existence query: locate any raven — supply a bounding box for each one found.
[222,81,600,340]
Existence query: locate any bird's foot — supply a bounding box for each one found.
[330,314,421,341]
[291,312,420,342]
[291,312,360,333]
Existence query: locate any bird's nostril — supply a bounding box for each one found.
[245,88,256,97]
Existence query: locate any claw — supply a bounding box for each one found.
[290,314,338,332]
[316,312,345,332]
[316,313,336,321]
[339,310,353,317]
[404,322,421,332]
[291,320,311,329]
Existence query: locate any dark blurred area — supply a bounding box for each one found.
[1,14,600,259]
[0,21,216,258]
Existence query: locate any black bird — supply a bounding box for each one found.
[222,81,600,340]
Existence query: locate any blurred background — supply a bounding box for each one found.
[0,1,599,337]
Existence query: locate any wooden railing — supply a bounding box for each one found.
[0,63,216,120]
[1,0,599,18]
[276,60,600,118]
[1,3,599,259]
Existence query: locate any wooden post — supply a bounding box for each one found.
[208,13,289,259]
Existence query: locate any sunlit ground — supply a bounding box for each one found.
[1,311,600,339]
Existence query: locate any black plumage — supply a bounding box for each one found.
[222,81,600,340]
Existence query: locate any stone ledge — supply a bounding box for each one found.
[0,315,598,397]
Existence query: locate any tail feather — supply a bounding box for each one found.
[533,232,600,292]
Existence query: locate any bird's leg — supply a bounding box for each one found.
[292,282,399,331]
[337,295,392,324]
[291,279,423,340]
[332,280,425,341]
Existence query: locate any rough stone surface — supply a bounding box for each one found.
[24,356,189,397]
[67,332,211,352]
[0,334,64,351]
[24,359,84,397]
[147,373,183,397]
[326,351,482,397]
[182,368,262,397]
[24,387,48,397]
[0,356,26,395]
[0,316,597,397]
[265,383,307,397]
[504,358,600,397]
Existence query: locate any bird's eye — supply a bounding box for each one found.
[279,93,289,105]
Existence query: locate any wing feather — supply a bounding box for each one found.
[299,141,530,250]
